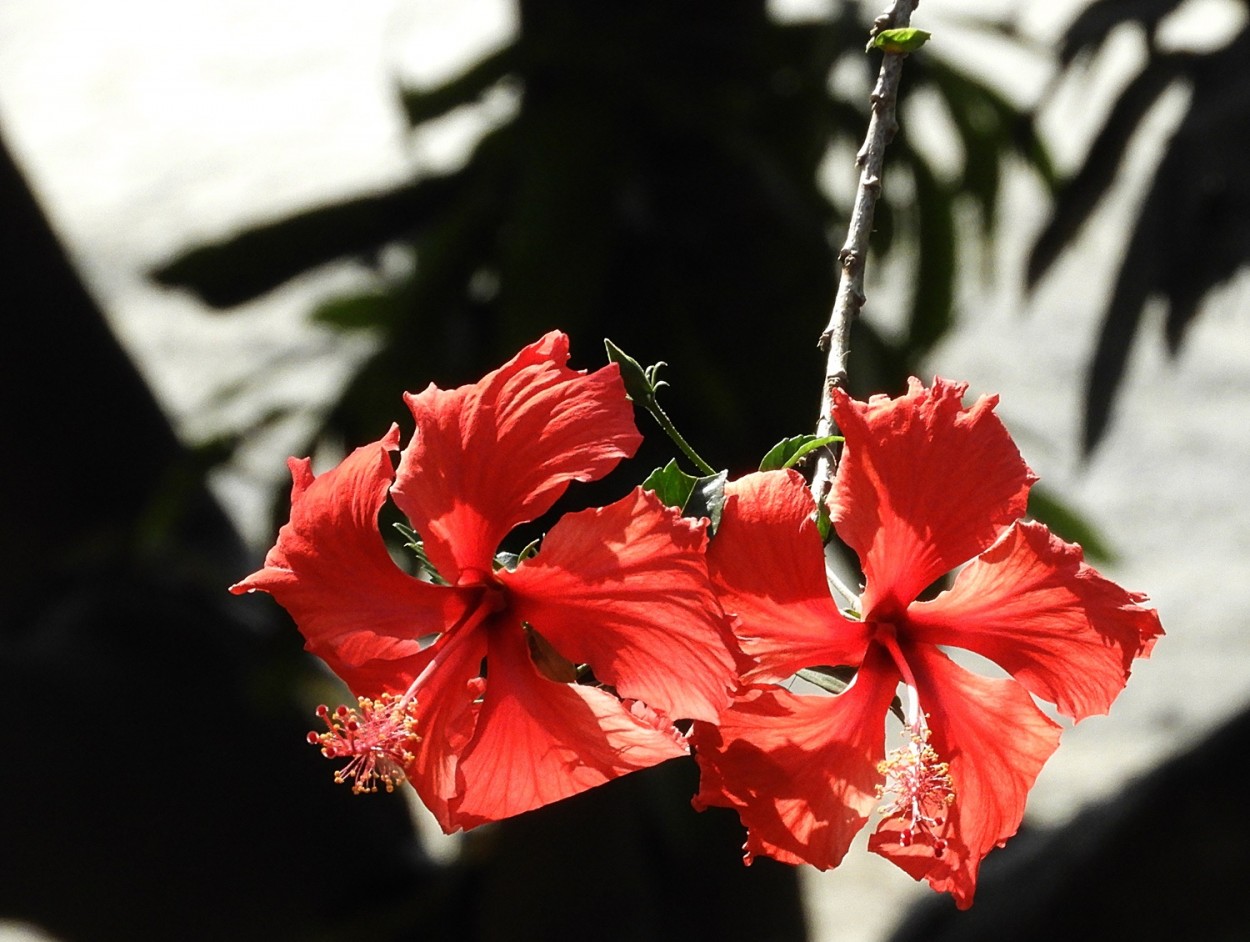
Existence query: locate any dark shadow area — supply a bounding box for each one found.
[0,130,440,942]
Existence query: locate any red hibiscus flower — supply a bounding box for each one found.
[691,378,1161,908]
[233,332,735,832]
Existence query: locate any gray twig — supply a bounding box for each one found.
[811,0,921,509]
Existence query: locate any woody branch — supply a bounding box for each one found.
[811,0,921,508]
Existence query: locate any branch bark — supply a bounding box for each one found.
[810,0,921,508]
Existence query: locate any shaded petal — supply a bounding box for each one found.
[447,626,688,830]
[830,379,1036,614]
[403,627,488,832]
[690,644,899,871]
[906,521,1163,721]
[869,644,1061,909]
[391,332,642,581]
[708,471,870,681]
[230,427,471,692]
[504,487,736,723]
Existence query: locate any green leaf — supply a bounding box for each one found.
[759,434,843,472]
[393,521,420,550]
[796,665,857,695]
[815,495,832,543]
[312,290,402,331]
[686,469,728,533]
[642,460,698,510]
[872,28,932,54]
[1027,487,1117,564]
[642,460,728,533]
[392,524,448,583]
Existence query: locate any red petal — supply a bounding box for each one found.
[690,645,899,871]
[402,628,488,832]
[504,488,736,723]
[708,471,870,681]
[906,521,1163,720]
[230,427,471,692]
[830,379,1035,615]
[391,332,642,582]
[447,626,688,830]
[869,644,1061,909]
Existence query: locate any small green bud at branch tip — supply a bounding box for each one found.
[871,28,932,55]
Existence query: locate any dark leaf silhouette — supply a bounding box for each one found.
[1029,0,1250,450]
[153,1,1051,488]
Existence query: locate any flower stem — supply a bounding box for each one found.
[648,401,717,476]
[810,0,921,508]
[603,338,718,475]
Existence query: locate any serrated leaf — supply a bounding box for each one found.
[642,460,698,510]
[759,434,842,472]
[392,524,448,584]
[642,461,728,532]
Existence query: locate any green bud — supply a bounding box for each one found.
[604,338,663,408]
[871,27,932,54]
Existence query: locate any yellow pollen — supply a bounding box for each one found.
[308,693,420,795]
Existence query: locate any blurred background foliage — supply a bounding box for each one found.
[1027,0,1250,451]
[154,0,1054,488]
[155,0,1250,517]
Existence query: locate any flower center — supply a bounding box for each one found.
[876,722,955,855]
[309,591,501,794]
[307,694,419,795]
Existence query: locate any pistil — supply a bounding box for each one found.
[876,723,955,854]
[868,623,955,854]
[308,588,502,794]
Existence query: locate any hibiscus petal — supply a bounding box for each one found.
[230,426,471,692]
[391,332,642,582]
[906,521,1163,721]
[402,629,488,832]
[869,644,1061,909]
[707,471,870,681]
[503,488,736,724]
[690,645,899,871]
[830,378,1036,614]
[447,626,688,830]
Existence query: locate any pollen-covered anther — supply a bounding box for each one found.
[875,724,955,849]
[308,693,420,795]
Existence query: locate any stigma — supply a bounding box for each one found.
[876,721,955,854]
[308,693,420,795]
